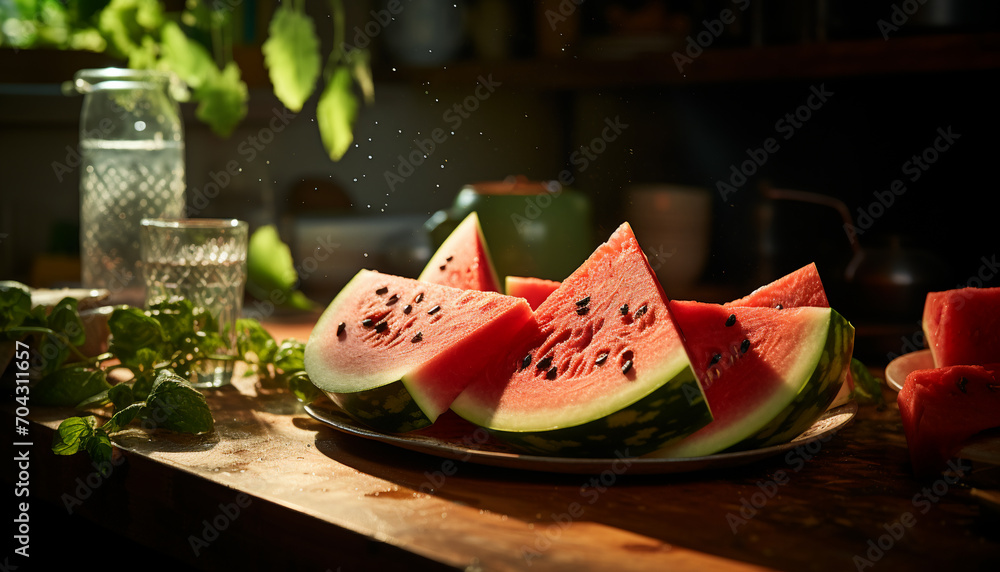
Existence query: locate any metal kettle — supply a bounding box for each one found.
[757,185,952,322]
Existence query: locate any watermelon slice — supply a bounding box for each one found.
[725,263,829,309]
[303,270,532,432]
[418,211,501,292]
[505,275,561,310]
[451,223,713,458]
[724,262,875,406]
[922,287,1000,367]
[651,300,854,458]
[897,364,1000,475]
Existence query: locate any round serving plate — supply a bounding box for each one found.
[304,401,859,475]
[885,349,935,392]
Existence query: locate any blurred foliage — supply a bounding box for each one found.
[1,0,369,159]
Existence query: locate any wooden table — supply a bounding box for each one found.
[4,319,999,571]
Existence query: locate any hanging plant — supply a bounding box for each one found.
[1,0,372,160]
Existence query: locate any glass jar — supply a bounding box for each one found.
[74,68,186,305]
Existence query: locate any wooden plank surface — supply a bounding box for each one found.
[4,319,999,571]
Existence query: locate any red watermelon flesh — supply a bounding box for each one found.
[724,263,857,399]
[418,211,501,292]
[451,222,713,457]
[653,300,852,457]
[505,275,561,310]
[897,364,1000,475]
[304,269,532,431]
[726,263,829,309]
[922,287,1000,367]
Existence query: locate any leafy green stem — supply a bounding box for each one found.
[60,351,115,370]
[330,0,345,58]
[8,325,93,363]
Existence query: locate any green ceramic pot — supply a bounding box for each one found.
[426,177,594,282]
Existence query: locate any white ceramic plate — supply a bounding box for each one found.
[304,401,858,475]
[885,349,935,392]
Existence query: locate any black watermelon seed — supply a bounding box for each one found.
[446,256,453,262]
[956,377,968,394]
[337,322,346,336]
[427,305,441,315]
[374,321,389,333]
[415,293,424,303]
[595,352,609,365]
[740,339,751,354]
[775,303,784,310]
[576,306,589,316]
[536,355,553,370]
[621,359,633,374]
[386,294,399,306]
[634,304,648,318]
[521,354,532,370]
[576,296,591,307]
[709,353,722,367]
[620,304,629,315]
[439,264,447,271]
[375,286,388,295]
[411,332,423,343]
[546,366,558,380]
[725,314,736,327]
[361,318,373,328]
[403,304,412,314]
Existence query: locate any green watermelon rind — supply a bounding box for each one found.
[327,380,434,433]
[304,269,532,433]
[725,310,855,451]
[481,366,712,458]
[650,307,848,459]
[454,337,700,431]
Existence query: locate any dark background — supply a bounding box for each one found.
[2,0,998,361]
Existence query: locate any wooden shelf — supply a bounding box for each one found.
[6,32,997,93]
[379,32,1000,89]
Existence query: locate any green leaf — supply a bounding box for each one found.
[274,338,305,372]
[849,358,885,406]
[248,225,297,292]
[144,369,214,433]
[285,370,320,404]
[347,48,374,105]
[68,27,108,52]
[246,225,319,311]
[34,367,112,407]
[236,318,276,362]
[317,65,359,161]
[52,416,98,456]
[0,280,32,332]
[103,402,144,434]
[158,20,216,90]
[82,430,114,464]
[98,0,164,58]
[46,296,86,346]
[148,298,196,345]
[262,3,321,113]
[36,334,71,376]
[131,360,159,401]
[108,382,136,411]
[76,389,111,410]
[194,61,248,138]
[108,306,165,364]
[198,329,229,355]
[127,34,159,69]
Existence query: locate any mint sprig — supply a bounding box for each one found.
[0,283,317,463]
